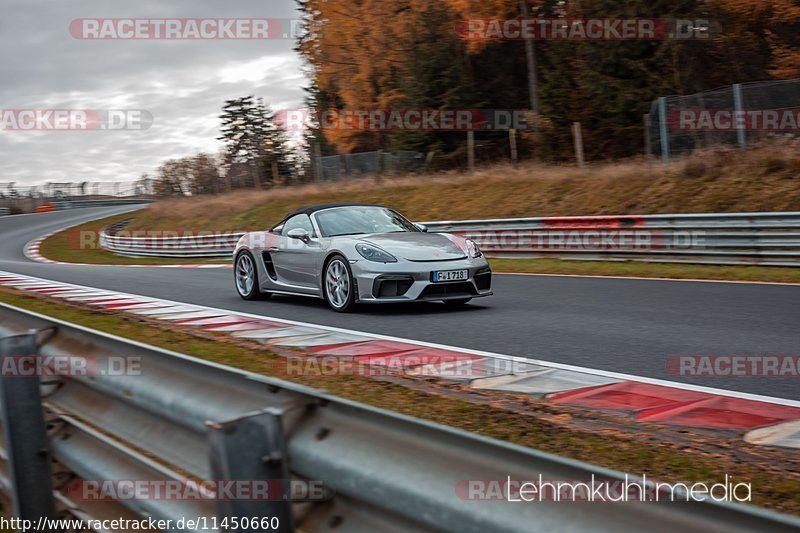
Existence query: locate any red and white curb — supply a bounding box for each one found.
[1,270,798,449]
[24,233,231,269]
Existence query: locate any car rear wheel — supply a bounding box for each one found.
[235,251,270,300]
[443,298,472,306]
[324,255,356,312]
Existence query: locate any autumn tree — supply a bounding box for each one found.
[297,0,799,164]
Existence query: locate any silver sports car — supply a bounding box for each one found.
[233,203,492,312]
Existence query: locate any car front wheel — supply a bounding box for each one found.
[324,255,356,312]
[235,251,270,300]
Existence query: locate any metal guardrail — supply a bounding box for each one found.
[52,199,153,211]
[98,212,800,266]
[0,208,9,216]
[1,303,798,532]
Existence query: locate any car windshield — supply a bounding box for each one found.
[315,206,419,237]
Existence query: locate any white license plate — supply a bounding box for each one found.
[432,269,468,282]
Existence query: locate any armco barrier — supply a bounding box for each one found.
[98,212,800,266]
[0,302,798,532]
[52,198,152,210]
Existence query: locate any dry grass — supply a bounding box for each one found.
[126,142,800,232]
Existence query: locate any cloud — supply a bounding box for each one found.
[0,0,308,186]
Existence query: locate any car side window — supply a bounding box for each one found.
[281,214,314,236]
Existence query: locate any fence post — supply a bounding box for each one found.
[312,142,322,183]
[376,151,384,182]
[340,154,349,181]
[571,122,585,168]
[733,83,747,149]
[423,151,435,173]
[658,97,670,164]
[272,161,280,186]
[467,131,475,173]
[643,114,653,161]
[207,408,295,532]
[509,128,518,165]
[0,331,56,521]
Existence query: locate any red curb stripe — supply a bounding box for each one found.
[637,396,800,430]
[549,382,711,412]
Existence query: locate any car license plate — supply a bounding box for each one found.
[432,269,468,282]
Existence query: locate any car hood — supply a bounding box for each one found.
[359,233,466,261]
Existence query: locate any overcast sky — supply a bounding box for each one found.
[0,0,308,186]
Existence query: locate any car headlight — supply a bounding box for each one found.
[356,243,397,263]
[466,239,482,258]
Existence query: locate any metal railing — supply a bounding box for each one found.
[0,303,797,532]
[98,212,800,266]
[0,181,154,214]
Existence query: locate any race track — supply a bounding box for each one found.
[1,206,798,400]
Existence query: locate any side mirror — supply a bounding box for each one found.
[415,223,428,232]
[287,228,311,243]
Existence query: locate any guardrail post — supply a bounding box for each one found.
[0,331,56,521]
[207,408,295,532]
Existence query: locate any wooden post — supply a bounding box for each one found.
[375,151,383,182]
[643,114,653,161]
[571,122,585,168]
[272,161,280,186]
[467,131,475,173]
[251,160,261,190]
[424,151,435,173]
[341,154,349,181]
[312,142,322,183]
[509,128,518,165]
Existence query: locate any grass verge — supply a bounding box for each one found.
[0,286,797,515]
[124,144,800,233]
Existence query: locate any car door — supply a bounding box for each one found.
[272,214,322,289]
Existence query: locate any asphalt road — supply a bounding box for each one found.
[1,206,798,400]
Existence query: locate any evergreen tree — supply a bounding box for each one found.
[218,96,291,188]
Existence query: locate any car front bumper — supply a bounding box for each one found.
[350,257,493,303]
